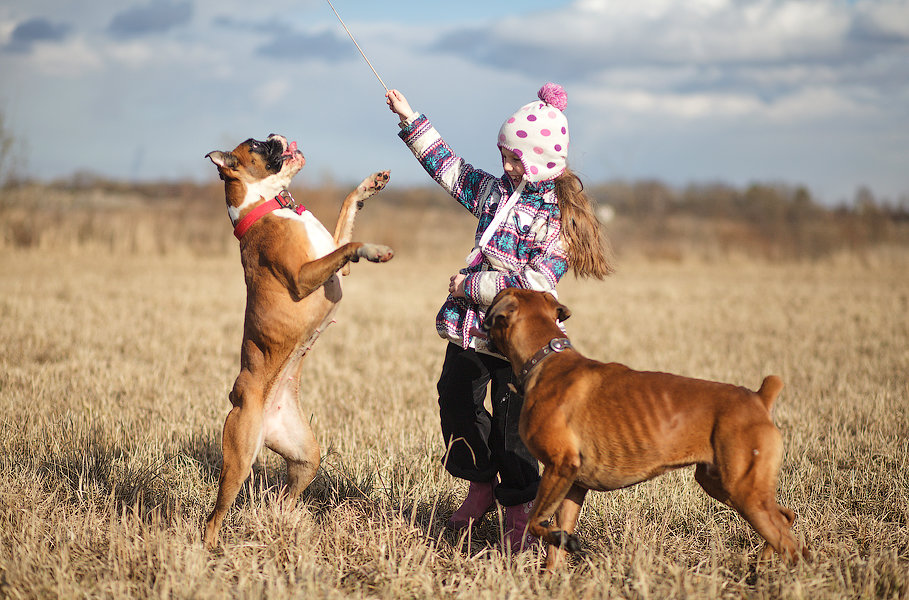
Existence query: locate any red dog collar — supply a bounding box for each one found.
[233,190,306,240]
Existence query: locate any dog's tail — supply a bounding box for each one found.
[756,375,784,412]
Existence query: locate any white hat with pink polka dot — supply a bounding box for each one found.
[497,83,570,183]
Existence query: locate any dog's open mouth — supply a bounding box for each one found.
[275,138,303,169]
[282,140,298,157]
[258,135,303,172]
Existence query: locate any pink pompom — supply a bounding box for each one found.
[538,83,567,111]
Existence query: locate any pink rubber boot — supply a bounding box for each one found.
[502,499,538,553]
[447,480,495,530]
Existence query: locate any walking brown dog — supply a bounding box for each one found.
[203,134,393,549]
[483,288,809,569]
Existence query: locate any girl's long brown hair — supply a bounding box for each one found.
[555,168,615,279]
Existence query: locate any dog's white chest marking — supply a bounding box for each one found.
[228,176,293,225]
[227,182,336,258]
[279,209,336,258]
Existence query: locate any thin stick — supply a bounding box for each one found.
[325,0,389,92]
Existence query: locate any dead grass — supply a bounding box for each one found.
[0,203,907,598]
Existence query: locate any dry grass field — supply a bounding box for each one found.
[0,184,907,598]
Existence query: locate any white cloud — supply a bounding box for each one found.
[854,0,909,37]
[764,85,868,120]
[453,0,881,71]
[254,79,292,109]
[26,36,102,76]
[103,39,160,69]
[573,85,762,125]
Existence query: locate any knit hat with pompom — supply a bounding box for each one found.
[497,83,570,183]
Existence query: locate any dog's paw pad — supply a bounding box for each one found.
[361,171,390,194]
[357,244,394,263]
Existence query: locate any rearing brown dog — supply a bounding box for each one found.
[483,288,809,569]
[203,134,393,549]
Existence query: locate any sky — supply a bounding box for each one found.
[1,0,907,205]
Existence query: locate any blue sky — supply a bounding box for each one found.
[1,0,907,205]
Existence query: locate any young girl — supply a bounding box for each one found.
[386,83,612,551]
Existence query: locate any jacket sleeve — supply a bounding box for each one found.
[398,113,499,218]
[462,213,570,306]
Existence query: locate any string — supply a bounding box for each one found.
[325,0,389,92]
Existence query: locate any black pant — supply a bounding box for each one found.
[436,342,540,506]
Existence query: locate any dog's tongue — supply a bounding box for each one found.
[282,141,298,156]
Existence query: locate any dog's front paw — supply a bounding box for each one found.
[356,243,394,263]
[357,171,390,203]
[549,531,582,553]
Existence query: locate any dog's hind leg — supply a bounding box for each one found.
[544,484,588,570]
[694,463,732,507]
[204,372,266,550]
[757,506,804,562]
[264,365,321,503]
[736,495,805,564]
[721,424,807,564]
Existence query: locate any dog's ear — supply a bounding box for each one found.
[482,294,518,331]
[556,303,571,322]
[206,151,238,170]
[544,292,571,322]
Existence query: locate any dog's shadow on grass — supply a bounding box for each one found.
[32,420,211,521]
[31,423,362,523]
[188,439,515,558]
[216,443,503,556]
[30,423,249,524]
[310,454,508,557]
[181,435,427,525]
[31,421,504,558]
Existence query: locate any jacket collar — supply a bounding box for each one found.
[502,176,557,204]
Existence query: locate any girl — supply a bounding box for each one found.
[386,83,612,551]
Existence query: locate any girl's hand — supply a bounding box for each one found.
[386,89,416,122]
[449,273,466,298]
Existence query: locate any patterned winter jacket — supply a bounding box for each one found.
[398,113,570,352]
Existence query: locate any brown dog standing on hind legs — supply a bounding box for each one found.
[483,288,810,570]
[203,134,393,550]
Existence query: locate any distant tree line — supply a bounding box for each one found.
[1,159,907,260]
[6,169,906,221]
[586,179,908,223]
[580,180,908,259]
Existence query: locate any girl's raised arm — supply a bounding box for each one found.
[386,89,415,123]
